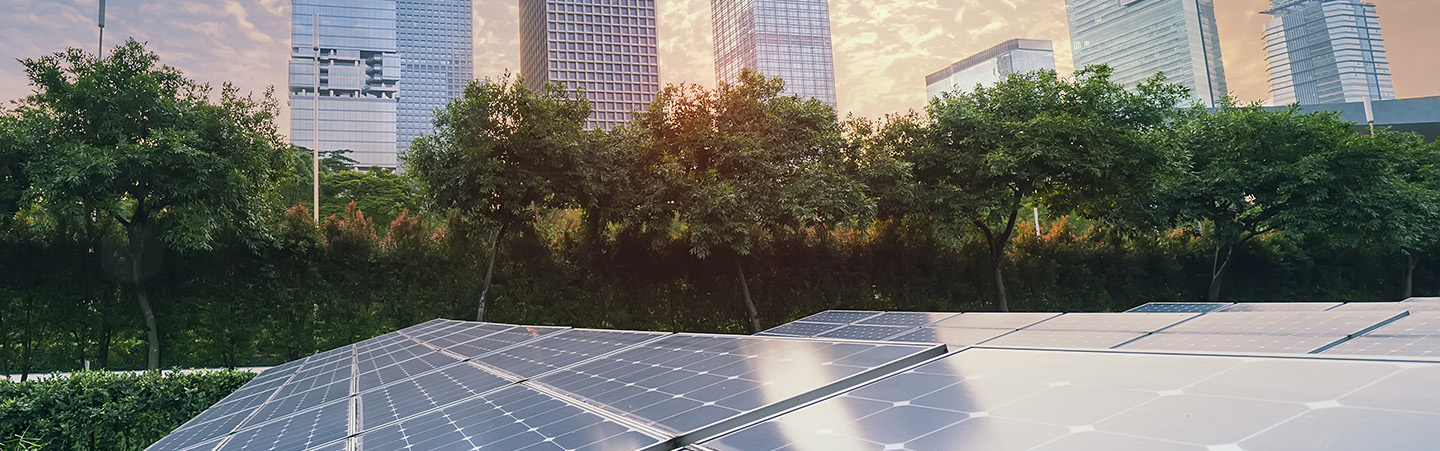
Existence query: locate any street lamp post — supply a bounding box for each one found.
[313,13,321,223]
[97,0,105,55]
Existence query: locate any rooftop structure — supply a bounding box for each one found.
[925,39,1056,101]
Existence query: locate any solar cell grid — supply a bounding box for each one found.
[532,334,942,439]
[1124,302,1230,313]
[244,379,350,426]
[358,362,513,431]
[1026,312,1197,333]
[216,400,349,451]
[754,321,842,337]
[356,351,460,391]
[471,329,667,380]
[930,312,1059,330]
[147,410,255,451]
[1322,335,1440,358]
[796,310,883,324]
[356,385,665,451]
[855,312,960,327]
[420,322,515,348]
[814,324,911,341]
[1353,312,1440,337]
[1159,311,1404,336]
[701,348,1440,451]
[442,325,567,359]
[1327,302,1440,312]
[1118,331,1340,354]
[979,329,1146,349]
[888,327,1013,347]
[1217,302,1342,312]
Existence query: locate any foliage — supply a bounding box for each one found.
[0,370,255,451]
[619,69,870,331]
[916,66,1187,310]
[11,40,291,369]
[1151,100,1412,301]
[406,73,591,320]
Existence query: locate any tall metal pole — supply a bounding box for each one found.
[312,13,321,223]
[97,0,106,55]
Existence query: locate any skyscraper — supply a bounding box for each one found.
[290,0,473,169]
[519,0,661,130]
[712,0,837,106]
[1262,0,1394,106]
[397,0,473,155]
[925,39,1056,101]
[1066,0,1227,107]
[289,0,401,168]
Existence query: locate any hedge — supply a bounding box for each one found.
[0,370,255,451]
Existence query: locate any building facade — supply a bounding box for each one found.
[1066,0,1227,107]
[289,0,401,168]
[925,39,1056,101]
[712,0,837,106]
[397,0,473,155]
[1262,0,1394,106]
[519,0,660,130]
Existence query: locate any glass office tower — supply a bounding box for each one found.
[1066,0,1227,107]
[1263,0,1394,106]
[290,0,401,168]
[713,0,838,106]
[925,39,1056,101]
[519,0,661,130]
[397,0,473,155]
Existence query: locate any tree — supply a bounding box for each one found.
[1154,101,1403,301]
[916,67,1185,311]
[1340,129,1440,298]
[14,41,290,369]
[623,70,870,332]
[406,73,590,321]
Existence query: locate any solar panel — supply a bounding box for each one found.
[753,321,842,337]
[979,329,1147,349]
[854,312,959,327]
[356,385,666,451]
[530,334,944,443]
[358,362,512,431]
[701,347,1440,451]
[1157,311,1403,336]
[1026,312,1197,333]
[1328,302,1440,312]
[1403,297,1440,303]
[470,328,667,379]
[1218,302,1343,312]
[1119,331,1341,354]
[214,400,349,451]
[888,327,1013,347]
[813,324,911,341]
[1124,302,1230,313]
[442,325,568,359]
[929,312,1059,329]
[1349,312,1440,337]
[1322,336,1440,358]
[794,310,883,324]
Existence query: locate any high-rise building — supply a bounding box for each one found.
[289,0,401,168]
[712,0,837,106]
[519,0,660,130]
[1262,0,1394,106]
[925,39,1056,101]
[290,0,473,168]
[1066,0,1227,107]
[397,0,473,155]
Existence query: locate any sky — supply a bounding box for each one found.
[2,0,1437,138]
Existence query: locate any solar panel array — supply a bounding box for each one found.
[155,302,1440,450]
[149,321,943,451]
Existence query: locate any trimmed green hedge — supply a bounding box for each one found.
[0,370,255,451]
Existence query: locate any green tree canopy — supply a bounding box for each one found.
[406,73,591,321]
[622,69,870,331]
[12,40,291,369]
[917,66,1187,311]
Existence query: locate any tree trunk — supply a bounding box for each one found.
[1208,245,1233,303]
[476,221,509,321]
[1404,252,1416,299]
[734,256,762,333]
[989,249,1009,313]
[127,220,161,370]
